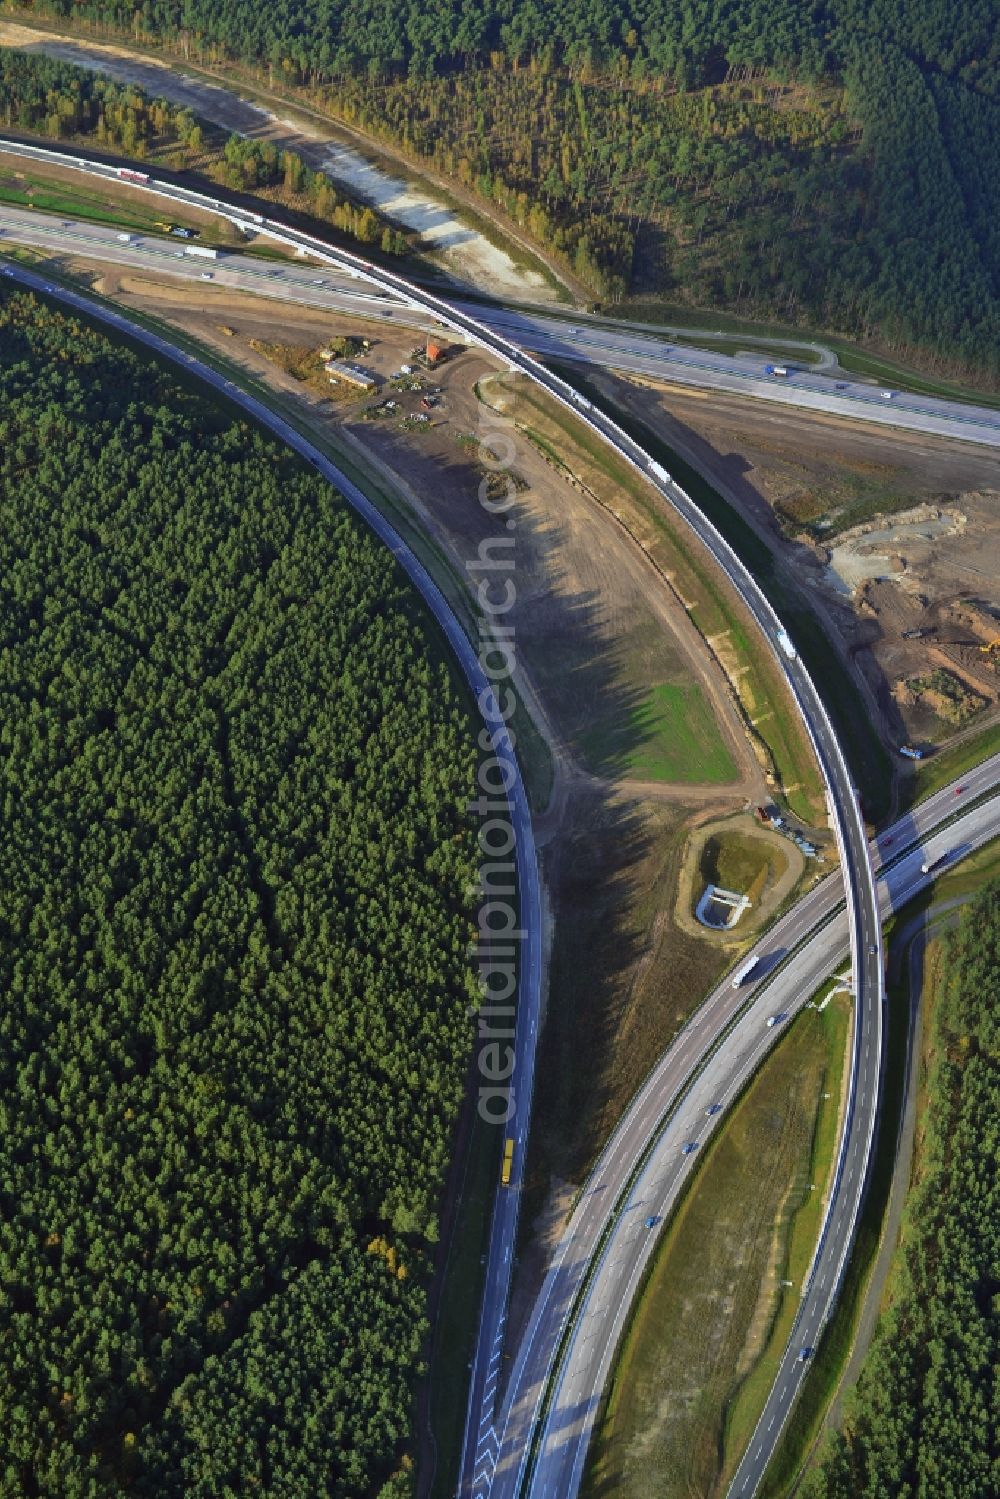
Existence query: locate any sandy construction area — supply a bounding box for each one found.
[1,21,558,303]
[607,373,1000,751]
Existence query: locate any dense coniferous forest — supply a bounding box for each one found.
[7,0,1000,374]
[804,883,1000,1499]
[0,49,410,253]
[0,289,480,1496]
[0,42,204,152]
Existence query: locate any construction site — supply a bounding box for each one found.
[594,372,1000,754]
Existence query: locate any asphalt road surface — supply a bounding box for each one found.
[491,756,1000,1499]
[3,156,1000,449]
[0,262,544,1499]
[0,200,433,324]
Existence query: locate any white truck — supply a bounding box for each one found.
[776,629,797,661]
[183,245,219,261]
[116,232,136,244]
[920,850,950,875]
[732,956,761,989]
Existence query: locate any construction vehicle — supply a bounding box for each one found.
[501,1138,515,1186]
[980,638,1000,655]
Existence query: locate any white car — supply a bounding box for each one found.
[200,272,213,281]
[766,1013,786,1028]
[881,390,894,400]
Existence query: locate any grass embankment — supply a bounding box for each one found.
[613,299,1000,410]
[924,835,1000,902]
[585,835,1000,1499]
[584,995,850,1499]
[551,365,892,823]
[580,679,737,785]
[905,718,1000,808]
[699,827,788,902]
[828,343,1000,408]
[664,333,824,365]
[495,377,822,818]
[0,163,247,245]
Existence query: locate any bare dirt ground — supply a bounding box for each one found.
[608,374,1000,754]
[0,20,567,303]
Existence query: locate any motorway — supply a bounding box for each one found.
[0,143,883,1499]
[495,755,1000,1499]
[3,163,1000,449]
[0,200,433,323]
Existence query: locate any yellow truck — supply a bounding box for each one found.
[501,1138,515,1187]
